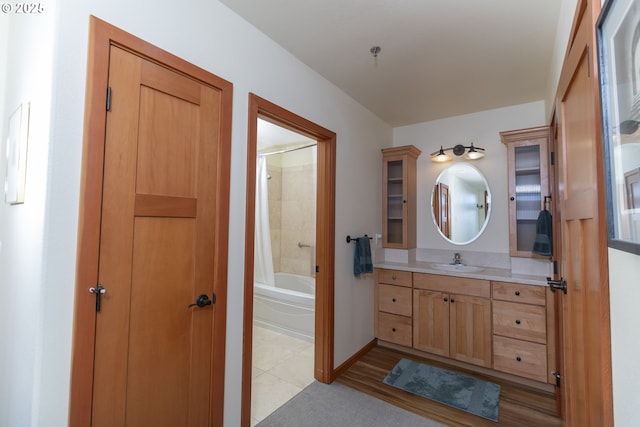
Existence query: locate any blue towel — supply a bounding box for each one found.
[353,236,373,277]
[532,209,552,256]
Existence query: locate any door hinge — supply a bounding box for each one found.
[552,371,561,387]
[89,284,106,312]
[106,86,112,111]
[547,277,567,294]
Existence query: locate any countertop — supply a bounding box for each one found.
[374,260,549,287]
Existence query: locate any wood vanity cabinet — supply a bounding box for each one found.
[381,145,421,249]
[375,269,413,347]
[374,268,556,385]
[500,126,550,257]
[491,281,556,384]
[413,273,492,368]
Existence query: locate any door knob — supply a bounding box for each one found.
[189,294,213,308]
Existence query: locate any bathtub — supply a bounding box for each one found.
[254,272,315,342]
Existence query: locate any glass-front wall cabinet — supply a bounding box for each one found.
[382,145,421,248]
[500,127,550,257]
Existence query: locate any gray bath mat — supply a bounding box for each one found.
[383,358,500,422]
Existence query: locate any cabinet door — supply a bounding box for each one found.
[382,146,420,249]
[500,127,550,257]
[450,294,492,367]
[413,289,449,356]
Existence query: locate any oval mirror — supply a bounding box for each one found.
[431,163,491,245]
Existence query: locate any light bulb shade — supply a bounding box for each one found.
[431,146,451,162]
[463,143,485,160]
[465,150,484,160]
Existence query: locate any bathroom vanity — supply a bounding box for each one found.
[374,263,557,387]
[375,126,556,388]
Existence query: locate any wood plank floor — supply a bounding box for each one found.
[335,345,562,427]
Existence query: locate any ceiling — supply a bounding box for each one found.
[219,0,563,127]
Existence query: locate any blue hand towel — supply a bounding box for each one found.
[353,237,373,277]
[532,209,552,256]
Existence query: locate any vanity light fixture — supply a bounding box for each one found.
[430,143,485,162]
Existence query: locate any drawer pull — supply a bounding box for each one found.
[515,319,521,325]
[515,291,520,296]
[516,356,522,362]
[392,274,397,280]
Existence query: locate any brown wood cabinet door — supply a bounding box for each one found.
[413,289,449,356]
[90,46,226,427]
[449,294,492,368]
[554,1,613,425]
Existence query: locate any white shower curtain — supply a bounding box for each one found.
[254,156,275,286]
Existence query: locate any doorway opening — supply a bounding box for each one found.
[252,120,317,424]
[241,94,336,427]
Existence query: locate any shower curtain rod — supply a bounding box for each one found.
[258,142,317,157]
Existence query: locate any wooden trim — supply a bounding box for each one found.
[333,339,378,379]
[69,16,232,427]
[240,93,336,426]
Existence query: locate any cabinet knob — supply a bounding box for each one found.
[515,319,521,325]
[450,298,455,303]
[515,291,520,296]
[443,297,448,302]
[510,196,515,201]
[392,328,396,332]
[392,274,397,280]
[516,356,522,362]
[392,298,396,302]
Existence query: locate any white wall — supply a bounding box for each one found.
[545,0,578,119]
[0,0,390,426]
[392,101,546,254]
[609,248,640,426]
[0,7,55,427]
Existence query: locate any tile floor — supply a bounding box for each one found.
[251,325,315,426]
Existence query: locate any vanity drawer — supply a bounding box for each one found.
[414,273,490,298]
[378,284,412,316]
[493,301,546,344]
[492,281,546,306]
[377,269,412,287]
[493,335,548,382]
[377,312,412,347]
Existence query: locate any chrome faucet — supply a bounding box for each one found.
[453,253,462,265]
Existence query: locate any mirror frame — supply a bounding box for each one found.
[430,163,491,245]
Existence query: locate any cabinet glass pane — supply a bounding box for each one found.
[387,195,403,219]
[387,218,403,244]
[515,145,540,171]
[386,159,404,244]
[514,145,541,252]
[387,160,403,180]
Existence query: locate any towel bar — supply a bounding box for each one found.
[346,235,372,244]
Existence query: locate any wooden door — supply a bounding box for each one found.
[89,45,224,427]
[69,17,232,427]
[554,1,613,425]
[413,289,449,356]
[439,183,450,238]
[449,294,492,368]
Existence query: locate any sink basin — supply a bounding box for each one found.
[430,263,484,273]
